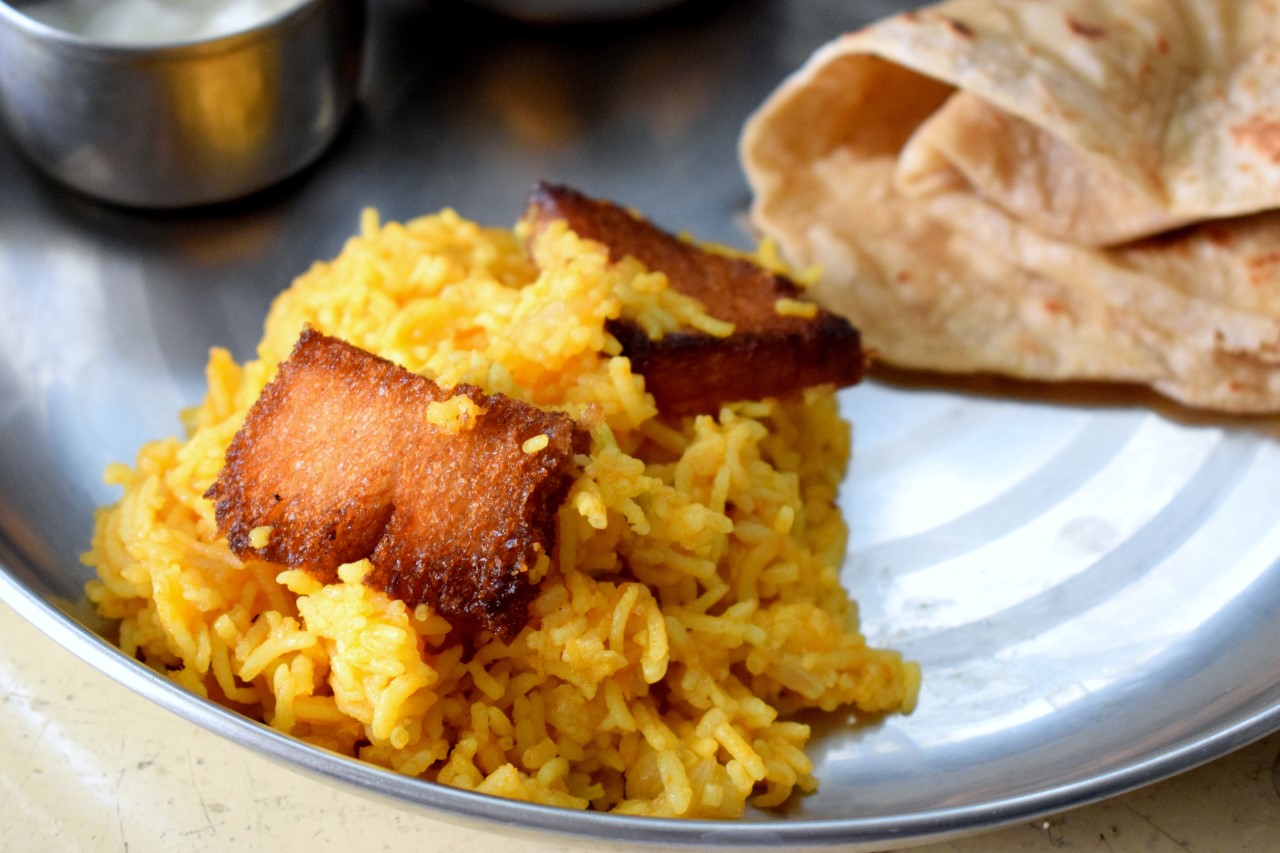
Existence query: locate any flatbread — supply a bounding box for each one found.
[741,0,1280,413]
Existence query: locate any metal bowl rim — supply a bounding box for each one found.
[0,0,342,56]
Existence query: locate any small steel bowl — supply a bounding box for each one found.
[0,0,363,208]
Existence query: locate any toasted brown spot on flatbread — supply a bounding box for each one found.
[525,183,866,415]
[1231,114,1280,164]
[1066,16,1106,39]
[206,328,585,642]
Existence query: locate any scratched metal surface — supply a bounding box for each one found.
[2,0,1280,848]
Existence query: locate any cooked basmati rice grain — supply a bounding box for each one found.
[85,205,917,818]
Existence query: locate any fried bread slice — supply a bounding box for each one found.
[526,182,867,415]
[205,328,584,642]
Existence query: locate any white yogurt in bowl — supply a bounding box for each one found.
[20,0,307,44]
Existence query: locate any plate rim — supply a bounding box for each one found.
[3,559,1278,850]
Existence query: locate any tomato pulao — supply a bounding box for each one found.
[85,194,918,817]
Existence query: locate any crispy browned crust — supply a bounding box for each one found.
[205,328,585,642]
[526,182,867,415]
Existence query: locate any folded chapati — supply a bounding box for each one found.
[741,0,1280,412]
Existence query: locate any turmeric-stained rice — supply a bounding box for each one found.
[84,206,918,817]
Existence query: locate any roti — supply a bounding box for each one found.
[741,0,1280,412]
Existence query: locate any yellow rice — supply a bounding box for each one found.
[83,206,919,818]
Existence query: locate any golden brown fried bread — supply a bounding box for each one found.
[205,328,584,641]
[526,183,866,415]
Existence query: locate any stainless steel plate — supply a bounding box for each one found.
[2,0,1279,848]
